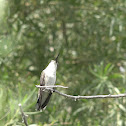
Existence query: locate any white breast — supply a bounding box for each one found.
[44,70,56,86]
[43,60,57,86]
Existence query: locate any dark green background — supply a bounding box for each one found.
[0,0,126,125]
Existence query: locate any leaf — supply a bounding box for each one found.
[104,63,114,75]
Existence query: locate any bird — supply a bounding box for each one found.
[36,54,59,111]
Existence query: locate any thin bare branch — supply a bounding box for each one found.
[36,85,126,100]
[18,103,28,126]
[36,85,68,89]
[53,89,126,100]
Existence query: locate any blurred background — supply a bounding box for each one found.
[0,0,126,125]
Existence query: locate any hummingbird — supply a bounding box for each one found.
[36,54,59,111]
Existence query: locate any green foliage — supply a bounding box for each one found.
[0,0,126,125]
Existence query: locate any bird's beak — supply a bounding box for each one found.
[55,54,59,63]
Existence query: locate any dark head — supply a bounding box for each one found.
[55,54,59,63]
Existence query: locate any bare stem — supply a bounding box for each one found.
[18,103,28,126]
[53,89,126,100]
[36,85,126,100]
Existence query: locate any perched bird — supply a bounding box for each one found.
[36,54,59,111]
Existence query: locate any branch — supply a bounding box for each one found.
[36,85,126,100]
[36,85,68,89]
[18,104,28,126]
[53,90,126,100]
[62,20,68,46]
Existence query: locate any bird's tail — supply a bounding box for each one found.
[36,90,52,111]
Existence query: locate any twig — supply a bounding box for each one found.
[53,90,126,100]
[18,103,28,126]
[36,85,126,100]
[36,85,68,89]
[62,20,68,46]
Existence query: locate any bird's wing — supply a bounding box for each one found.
[36,71,52,111]
[40,71,45,86]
